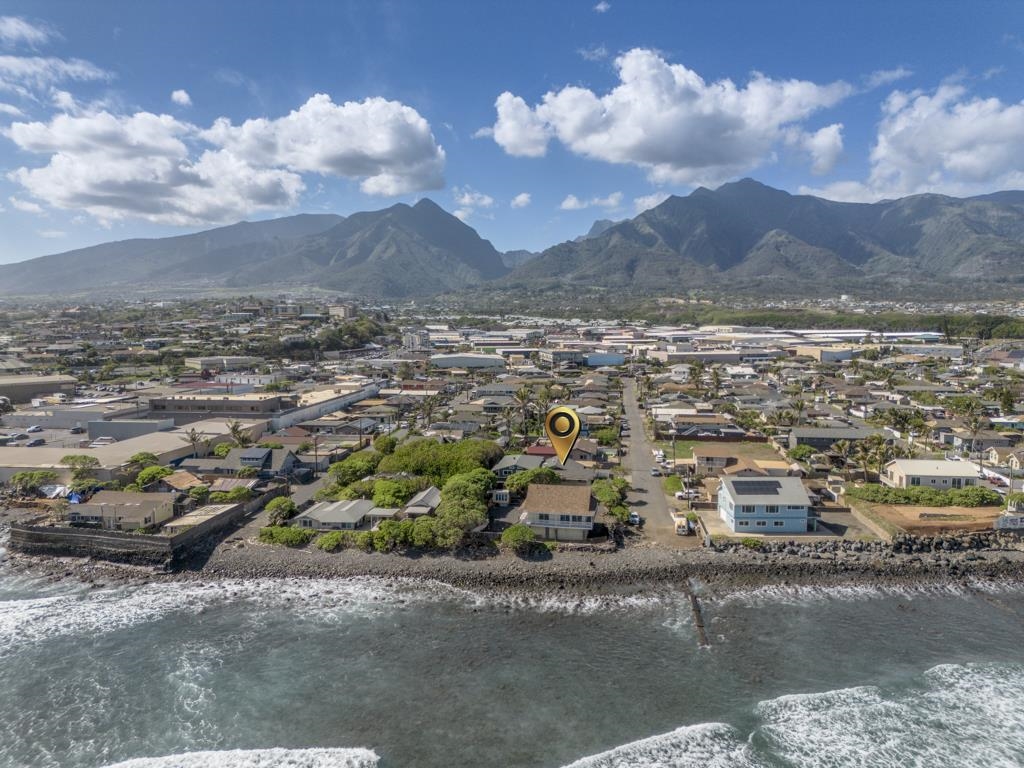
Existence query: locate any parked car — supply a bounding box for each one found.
[69,426,86,434]
[628,511,641,525]
[25,438,46,447]
[650,468,661,476]
[26,425,43,433]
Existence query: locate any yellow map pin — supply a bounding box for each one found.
[545,406,581,465]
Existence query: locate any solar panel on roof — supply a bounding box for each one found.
[732,480,782,496]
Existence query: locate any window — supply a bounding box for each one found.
[571,515,584,522]
[741,505,755,514]
[538,513,550,521]
[910,476,921,486]
[738,521,749,527]
[559,515,570,522]
[952,478,962,489]
[756,520,767,527]
[765,505,779,514]
[774,521,785,527]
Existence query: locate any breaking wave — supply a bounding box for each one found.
[100,748,379,768]
[561,663,1024,768]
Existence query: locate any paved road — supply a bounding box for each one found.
[621,378,684,547]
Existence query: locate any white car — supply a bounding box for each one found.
[26,425,43,433]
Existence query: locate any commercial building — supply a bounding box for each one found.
[0,375,77,404]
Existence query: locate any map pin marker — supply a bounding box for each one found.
[545,406,581,465]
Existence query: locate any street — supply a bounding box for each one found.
[620,378,692,547]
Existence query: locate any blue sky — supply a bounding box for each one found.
[1,0,1023,264]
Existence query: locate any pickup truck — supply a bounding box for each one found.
[675,489,700,500]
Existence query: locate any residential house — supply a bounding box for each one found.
[787,426,879,451]
[293,499,376,530]
[717,477,814,534]
[402,486,441,518]
[69,490,177,531]
[881,459,979,490]
[493,454,546,480]
[518,483,596,541]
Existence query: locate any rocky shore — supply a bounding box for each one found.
[6,523,1024,597]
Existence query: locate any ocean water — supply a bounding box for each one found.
[1,541,1023,768]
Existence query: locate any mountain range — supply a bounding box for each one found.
[4,179,1024,299]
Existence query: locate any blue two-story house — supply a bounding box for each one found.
[718,477,814,534]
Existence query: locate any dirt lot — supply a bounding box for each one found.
[867,503,1002,535]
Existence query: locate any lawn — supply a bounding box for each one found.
[661,475,683,494]
[654,439,783,462]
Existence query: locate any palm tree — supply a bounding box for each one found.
[419,395,440,428]
[709,367,722,399]
[789,398,807,426]
[226,419,253,448]
[830,439,852,477]
[853,441,874,482]
[513,386,534,445]
[180,427,206,458]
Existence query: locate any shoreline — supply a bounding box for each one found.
[6,532,1024,597]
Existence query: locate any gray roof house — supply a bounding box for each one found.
[293,499,376,530]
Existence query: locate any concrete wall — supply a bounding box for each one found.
[88,419,175,441]
[9,484,289,563]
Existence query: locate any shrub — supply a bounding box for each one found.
[212,443,233,458]
[210,486,255,503]
[740,537,763,549]
[845,483,1001,507]
[265,497,298,526]
[354,531,374,551]
[373,434,398,455]
[787,445,816,462]
[259,526,316,547]
[412,516,438,548]
[500,523,537,555]
[315,530,353,552]
[189,485,210,503]
[327,451,383,487]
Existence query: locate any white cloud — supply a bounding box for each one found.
[0,101,22,116]
[578,45,608,62]
[203,94,445,196]
[594,1,611,12]
[452,208,471,221]
[510,192,531,208]
[633,191,670,213]
[171,89,192,107]
[0,55,110,98]
[453,186,494,209]
[486,48,853,185]
[803,83,1024,202]
[560,191,622,210]
[865,67,912,89]
[37,229,65,238]
[6,93,446,226]
[786,123,844,175]
[9,195,43,213]
[0,17,54,47]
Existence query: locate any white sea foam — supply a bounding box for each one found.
[757,662,1024,768]
[712,578,1024,608]
[560,722,762,768]
[563,663,1024,768]
[100,747,379,768]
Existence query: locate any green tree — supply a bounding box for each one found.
[374,434,398,455]
[266,497,298,526]
[212,442,233,458]
[136,465,173,486]
[188,484,210,504]
[500,523,537,555]
[8,470,59,495]
[237,466,259,478]
[412,516,438,548]
[127,452,159,473]
[327,451,383,486]
[505,467,560,496]
[60,454,101,489]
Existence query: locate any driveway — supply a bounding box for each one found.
[621,378,693,547]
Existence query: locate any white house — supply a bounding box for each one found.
[718,477,813,534]
[880,459,979,490]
